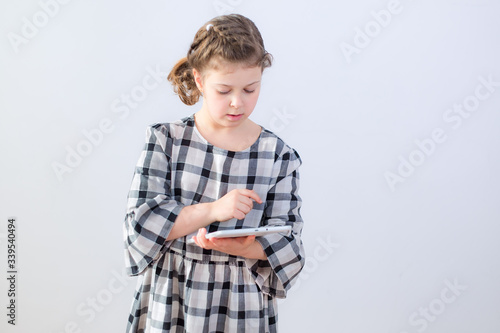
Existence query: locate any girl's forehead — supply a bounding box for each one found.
[204,64,262,84]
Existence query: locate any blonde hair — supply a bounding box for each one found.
[167,14,273,105]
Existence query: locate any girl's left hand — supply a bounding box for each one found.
[191,228,266,260]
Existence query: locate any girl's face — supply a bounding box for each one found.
[194,62,262,129]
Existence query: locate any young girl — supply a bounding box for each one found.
[123,14,305,332]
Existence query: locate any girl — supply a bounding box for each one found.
[123,14,305,332]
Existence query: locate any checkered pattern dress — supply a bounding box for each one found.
[124,115,305,332]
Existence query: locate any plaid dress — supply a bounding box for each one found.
[123,115,305,332]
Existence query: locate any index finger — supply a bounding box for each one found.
[239,189,263,204]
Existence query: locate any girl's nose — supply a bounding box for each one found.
[230,94,243,109]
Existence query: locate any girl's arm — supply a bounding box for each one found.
[191,227,267,260]
[245,148,305,299]
[165,202,214,241]
[167,188,263,241]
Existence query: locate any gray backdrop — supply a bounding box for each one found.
[1,0,500,332]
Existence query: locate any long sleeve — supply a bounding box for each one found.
[123,124,184,276]
[246,147,305,299]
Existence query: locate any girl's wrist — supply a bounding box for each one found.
[243,240,267,260]
[205,201,218,223]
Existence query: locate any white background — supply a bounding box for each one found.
[1,0,500,332]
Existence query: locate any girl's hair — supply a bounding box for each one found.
[167,14,273,105]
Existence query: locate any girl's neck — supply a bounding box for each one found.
[194,110,261,152]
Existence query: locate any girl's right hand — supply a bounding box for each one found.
[210,189,263,222]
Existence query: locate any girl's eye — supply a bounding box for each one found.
[217,89,255,95]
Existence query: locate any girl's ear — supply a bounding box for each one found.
[193,68,203,92]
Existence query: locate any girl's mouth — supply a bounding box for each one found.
[227,114,243,121]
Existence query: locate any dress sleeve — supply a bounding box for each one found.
[245,148,305,299]
[123,124,184,276]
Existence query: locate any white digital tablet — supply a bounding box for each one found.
[187,225,292,244]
